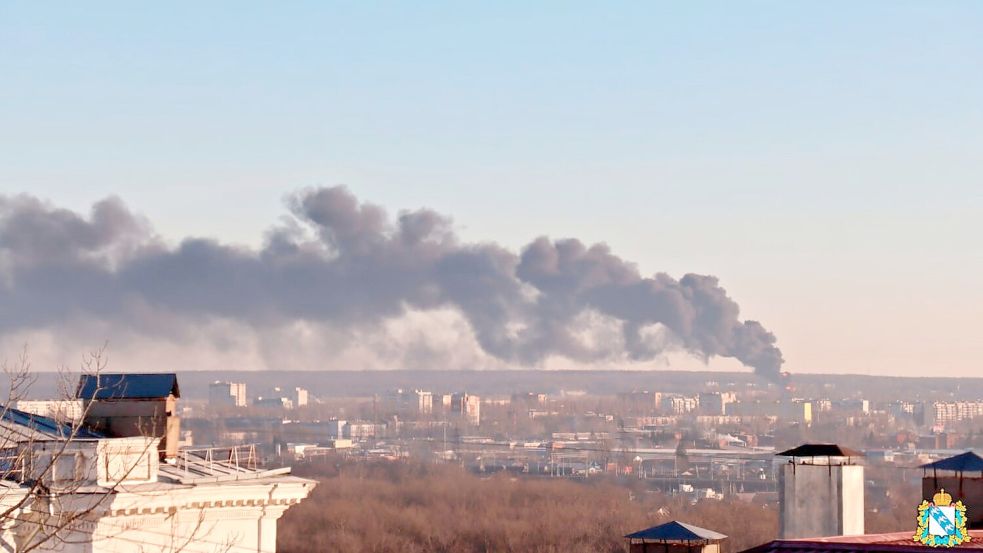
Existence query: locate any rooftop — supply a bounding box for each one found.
[742,531,983,553]
[625,521,728,543]
[76,373,181,400]
[0,405,104,440]
[921,451,983,473]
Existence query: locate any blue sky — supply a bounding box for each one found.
[1,2,981,375]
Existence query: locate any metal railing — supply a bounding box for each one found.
[175,444,258,476]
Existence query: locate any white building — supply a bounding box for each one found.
[0,376,314,552]
[208,381,247,407]
[14,399,83,422]
[293,387,309,408]
[452,393,481,426]
[698,392,736,416]
[387,389,433,415]
[255,387,307,410]
[664,395,699,414]
[929,400,983,427]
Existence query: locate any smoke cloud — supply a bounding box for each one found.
[0,188,783,378]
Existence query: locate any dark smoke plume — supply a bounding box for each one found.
[0,188,783,378]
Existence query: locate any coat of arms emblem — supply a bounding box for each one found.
[914,488,970,547]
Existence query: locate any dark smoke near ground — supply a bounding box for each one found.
[0,187,783,379]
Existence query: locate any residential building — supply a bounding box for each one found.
[929,401,983,427]
[699,392,736,416]
[208,381,248,407]
[255,396,294,409]
[387,389,433,415]
[664,395,699,414]
[293,387,309,407]
[452,393,481,426]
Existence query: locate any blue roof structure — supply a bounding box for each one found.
[76,373,181,400]
[625,521,727,542]
[920,451,983,473]
[0,406,104,439]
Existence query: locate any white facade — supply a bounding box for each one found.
[292,387,309,408]
[0,408,313,553]
[452,393,480,426]
[1,440,314,552]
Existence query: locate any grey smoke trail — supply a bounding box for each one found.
[0,188,783,378]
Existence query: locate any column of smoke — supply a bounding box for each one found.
[0,186,784,379]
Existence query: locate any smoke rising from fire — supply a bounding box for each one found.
[0,188,783,377]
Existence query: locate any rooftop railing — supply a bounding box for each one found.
[175,444,258,476]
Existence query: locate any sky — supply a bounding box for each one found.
[1,2,981,376]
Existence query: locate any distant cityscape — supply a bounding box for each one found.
[13,369,979,508]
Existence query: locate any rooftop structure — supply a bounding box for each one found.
[625,521,727,553]
[922,451,983,474]
[0,375,314,552]
[921,451,983,529]
[75,373,182,460]
[777,444,863,461]
[777,443,865,539]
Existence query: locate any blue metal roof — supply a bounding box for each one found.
[625,521,728,542]
[76,373,180,400]
[920,451,983,473]
[0,406,104,439]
